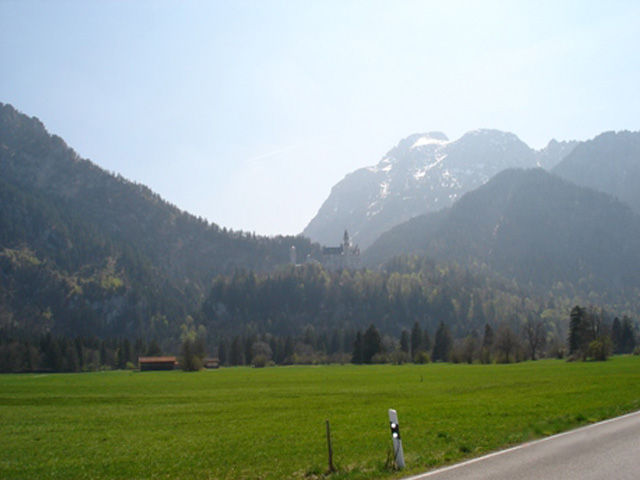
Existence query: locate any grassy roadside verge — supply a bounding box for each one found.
[2,357,640,479]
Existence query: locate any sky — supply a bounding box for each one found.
[2,0,639,236]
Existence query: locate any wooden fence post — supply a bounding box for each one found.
[326,419,335,472]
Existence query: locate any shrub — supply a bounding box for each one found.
[251,355,269,368]
[586,337,613,362]
[371,352,390,364]
[414,351,430,364]
[390,351,411,365]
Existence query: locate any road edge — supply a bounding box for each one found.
[403,409,640,479]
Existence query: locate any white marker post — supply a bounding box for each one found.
[388,409,405,469]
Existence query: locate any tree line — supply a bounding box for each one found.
[2,303,636,373]
[567,306,637,361]
[200,304,637,368]
[0,334,162,373]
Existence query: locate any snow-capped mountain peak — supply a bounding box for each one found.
[303,129,573,250]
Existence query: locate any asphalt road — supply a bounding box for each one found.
[405,410,640,480]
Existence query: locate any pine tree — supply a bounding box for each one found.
[568,306,585,356]
[217,337,228,365]
[410,321,423,356]
[480,323,494,363]
[400,329,410,354]
[482,323,494,349]
[99,340,108,367]
[612,317,622,353]
[363,324,382,364]
[229,336,244,366]
[620,316,636,354]
[432,321,453,362]
[244,335,256,366]
[351,330,364,365]
[41,334,63,372]
[74,337,84,370]
[283,336,295,364]
[117,339,127,369]
[64,342,80,372]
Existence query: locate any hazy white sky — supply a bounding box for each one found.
[2,0,639,236]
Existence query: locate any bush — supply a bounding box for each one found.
[586,337,612,361]
[371,352,390,364]
[252,355,270,368]
[390,351,411,365]
[181,356,202,371]
[413,351,430,364]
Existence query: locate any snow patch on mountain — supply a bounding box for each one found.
[411,134,450,149]
[413,153,448,180]
[379,181,390,198]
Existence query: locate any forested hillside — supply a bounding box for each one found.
[199,258,556,339]
[0,103,318,342]
[552,130,640,214]
[364,168,640,298]
[197,257,637,367]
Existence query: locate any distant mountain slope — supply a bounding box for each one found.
[0,103,318,339]
[364,168,640,293]
[552,130,640,213]
[303,130,577,249]
[0,175,185,339]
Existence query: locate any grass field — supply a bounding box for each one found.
[2,357,640,479]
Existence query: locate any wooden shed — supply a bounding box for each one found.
[203,357,220,369]
[138,356,177,371]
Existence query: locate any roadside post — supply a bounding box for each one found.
[388,409,405,469]
[326,419,335,472]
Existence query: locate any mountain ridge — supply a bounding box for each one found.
[303,129,578,249]
[552,130,640,214]
[364,167,640,295]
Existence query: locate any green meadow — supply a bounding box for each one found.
[2,357,640,480]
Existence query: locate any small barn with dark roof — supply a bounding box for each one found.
[138,356,177,371]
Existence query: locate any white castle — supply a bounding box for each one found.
[321,230,360,270]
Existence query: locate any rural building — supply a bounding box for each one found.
[138,356,177,371]
[203,357,220,369]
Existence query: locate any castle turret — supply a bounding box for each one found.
[343,230,350,252]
